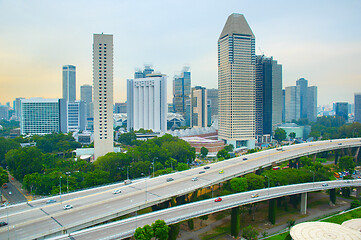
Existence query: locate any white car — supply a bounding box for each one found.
[63,204,73,210]
[251,194,259,198]
[112,189,122,194]
[192,177,198,181]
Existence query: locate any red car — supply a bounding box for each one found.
[214,197,222,202]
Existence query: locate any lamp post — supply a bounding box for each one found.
[59,176,62,203]
[264,175,270,195]
[141,173,147,202]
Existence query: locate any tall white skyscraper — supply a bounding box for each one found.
[218,13,255,149]
[93,33,114,159]
[285,86,301,122]
[62,65,76,102]
[127,74,167,132]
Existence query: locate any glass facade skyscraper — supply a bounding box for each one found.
[173,67,191,119]
[218,13,255,149]
[62,65,76,102]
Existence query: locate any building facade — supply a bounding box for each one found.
[285,86,301,122]
[0,105,9,120]
[218,13,255,149]
[355,93,361,123]
[306,86,318,122]
[135,65,154,79]
[114,102,127,114]
[62,65,76,102]
[191,86,208,128]
[173,67,191,118]
[296,78,308,119]
[255,55,283,137]
[127,74,167,132]
[207,88,218,122]
[20,98,67,135]
[67,101,87,132]
[93,33,114,159]
[335,102,349,120]
[80,84,93,119]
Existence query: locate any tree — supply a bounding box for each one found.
[217,149,230,159]
[338,156,355,173]
[350,200,361,209]
[274,128,286,142]
[0,137,20,166]
[0,167,8,187]
[134,225,154,240]
[230,177,248,193]
[224,144,234,152]
[245,173,264,191]
[242,225,259,240]
[289,132,296,140]
[176,162,189,171]
[151,220,169,240]
[287,219,296,229]
[200,147,208,159]
[118,131,137,146]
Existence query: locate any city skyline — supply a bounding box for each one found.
[0,1,360,106]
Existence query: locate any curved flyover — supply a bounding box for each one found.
[0,138,360,239]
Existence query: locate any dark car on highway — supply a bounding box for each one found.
[0,222,8,227]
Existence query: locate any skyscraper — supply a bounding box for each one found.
[20,98,67,135]
[127,74,167,132]
[255,55,283,136]
[14,97,24,121]
[80,84,93,119]
[62,65,76,102]
[296,78,308,119]
[355,93,361,123]
[306,86,317,122]
[191,86,208,128]
[135,65,154,79]
[207,88,218,122]
[218,13,255,149]
[93,33,114,160]
[67,101,86,132]
[335,102,349,120]
[173,67,191,118]
[285,86,301,122]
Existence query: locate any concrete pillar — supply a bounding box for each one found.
[300,192,307,214]
[354,147,360,161]
[313,154,317,162]
[356,187,361,199]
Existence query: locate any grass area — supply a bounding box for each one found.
[322,207,361,224]
[200,224,231,240]
[308,199,329,208]
[265,231,290,240]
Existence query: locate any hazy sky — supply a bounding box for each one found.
[0,0,360,106]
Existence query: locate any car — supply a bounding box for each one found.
[251,194,259,198]
[345,180,351,183]
[338,143,342,145]
[63,204,73,210]
[8,192,11,195]
[214,197,222,202]
[192,177,198,181]
[112,189,122,194]
[46,199,56,204]
[243,157,248,161]
[0,203,8,208]
[199,171,205,174]
[219,169,224,174]
[166,178,174,182]
[322,183,328,187]
[204,166,210,169]
[0,222,7,227]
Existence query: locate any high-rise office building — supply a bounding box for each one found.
[62,65,76,102]
[285,86,301,122]
[67,101,86,132]
[14,97,24,121]
[0,105,9,120]
[93,33,114,159]
[135,65,154,79]
[335,102,349,121]
[207,88,218,121]
[80,84,93,119]
[20,98,67,135]
[218,13,255,149]
[355,93,361,123]
[296,78,308,119]
[127,74,167,132]
[255,55,283,136]
[114,102,127,114]
[173,67,191,118]
[191,86,208,128]
[306,86,318,122]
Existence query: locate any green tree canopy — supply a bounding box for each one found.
[200,147,208,158]
[274,128,287,142]
[0,167,8,187]
[217,149,230,159]
[289,132,296,139]
[224,144,234,152]
[0,137,20,166]
[230,177,248,193]
[151,220,169,240]
[242,225,259,240]
[338,156,355,173]
[245,173,264,191]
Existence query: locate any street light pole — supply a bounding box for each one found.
[60,176,62,203]
[66,175,69,194]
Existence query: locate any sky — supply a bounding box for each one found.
[0,0,360,107]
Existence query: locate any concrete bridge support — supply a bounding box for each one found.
[300,192,307,214]
[354,147,360,162]
[356,187,361,199]
[313,154,317,162]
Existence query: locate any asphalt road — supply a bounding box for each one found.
[0,138,360,239]
[1,182,27,204]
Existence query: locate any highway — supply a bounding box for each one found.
[51,179,361,240]
[0,138,360,239]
